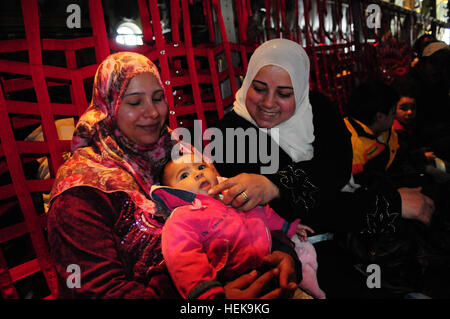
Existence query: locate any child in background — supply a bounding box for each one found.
[152,153,325,299]
[392,81,450,183]
[344,80,399,178]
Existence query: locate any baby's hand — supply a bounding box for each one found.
[296,224,315,242]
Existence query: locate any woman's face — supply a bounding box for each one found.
[117,72,168,147]
[245,65,296,128]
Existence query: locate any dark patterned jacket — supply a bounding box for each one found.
[47,186,179,298]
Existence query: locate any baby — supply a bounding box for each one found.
[151,153,325,299]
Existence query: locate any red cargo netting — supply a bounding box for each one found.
[0,0,108,298]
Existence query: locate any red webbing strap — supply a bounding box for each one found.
[317,0,333,44]
[279,0,290,40]
[234,0,245,43]
[207,49,224,119]
[72,71,90,118]
[275,0,281,38]
[22,0,63,171]
[9,259,40,283]
[294,0,303,45]
[0,18,99,298]
[137,0,154,44]
[265,0,271,39]
[63,47,89,117]
[243,0,252,42]
[320,45,331,94]
[19,0,60,297]
[0,250,18,299]
[89,0,110,63]
[0,186,15,204]
[147,0,177,129]
[42,37,96,51]
[0,221,29,245]
[181,0,206,132]
[0,84,57,298]
[239,44,249,72]
[170,0,181,44]
[303,1,319,91]
[65,49,77,113]
[0,39,28,53]
[303,0,312,47]
[169,0,182,80]
[335,0,345,43]
[246,0,252,16]
[0,60,31,75]
[1,78,31,94]
[56,37,91,117]
[203,0,215,43]
[147,0,166,48]
[309,2,321,45]
[211,0,237,96]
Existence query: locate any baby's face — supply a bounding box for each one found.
[163,154,218,195]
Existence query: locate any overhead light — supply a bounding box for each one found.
[115,20,143,46]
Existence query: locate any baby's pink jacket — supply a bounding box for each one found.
[151,186,299,299]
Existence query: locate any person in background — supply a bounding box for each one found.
[343,80,399,180]
[391,78,450,184]
[411,34,438,67]
[343,80,450,297]
[403,41,450,154]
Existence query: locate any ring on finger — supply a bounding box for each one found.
[240,191,250,202]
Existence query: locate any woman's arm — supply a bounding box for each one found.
[209,160,319,221]
[47,187,176,298]
[210,161,414,235]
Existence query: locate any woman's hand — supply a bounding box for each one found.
[398,187,435,225]
[224,251,298,299]
[262,251,298,296]
[208,173,280,211]
[224,268,283,299]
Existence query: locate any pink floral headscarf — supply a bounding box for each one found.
[50,52,175,216]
